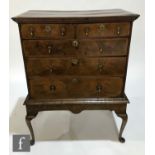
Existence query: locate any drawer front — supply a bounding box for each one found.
[21,23,130,39]
[29,77,123,99]
[23,38,128,57]
[26,57,126,76]
[77,22,130,38]
[21,24,74,39]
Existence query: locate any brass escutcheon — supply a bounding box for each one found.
[72,78,79,83]
[71,58,79,65]
[99,24,105,31]
[45,25,52,33]
[72,40,79,48]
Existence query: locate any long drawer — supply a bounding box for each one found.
[26,57,126,76]
[23,38,128,57]
[29,77,124,99]
[21,22,130,39]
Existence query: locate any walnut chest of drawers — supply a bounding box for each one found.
[12,9,139,145]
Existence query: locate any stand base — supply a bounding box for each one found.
[24,95,129,145]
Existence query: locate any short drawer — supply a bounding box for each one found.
[21,24,74,39]
[29,77,124,99]
[77,22,130,38]
[26,57,126,76]
[23,38,128,57]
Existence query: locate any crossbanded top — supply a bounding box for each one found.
[12,9,139,23]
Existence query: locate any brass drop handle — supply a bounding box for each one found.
[72,40,79,48]
[29,27,35,37]
[97,63,104,72]
[50,85,56,93]
[117,26,121,35]
[71,58,79,66]
[96,84,102,93]
[84,27,90,36]
[99,48,103,53]
[60,27,66,36]
[49,66,53,73]
[48,46,52,54]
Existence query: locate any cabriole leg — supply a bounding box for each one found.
[25,112,38,145]
[115,112,128,143]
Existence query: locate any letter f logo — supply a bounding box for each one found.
[18,137,26,150]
